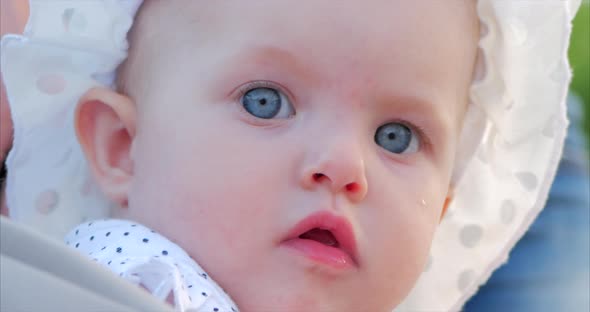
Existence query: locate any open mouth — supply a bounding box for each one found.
[282,211,358,270]
[298,228,340,248]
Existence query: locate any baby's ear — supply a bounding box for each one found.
[75,87,136,207]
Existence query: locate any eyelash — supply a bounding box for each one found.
[384,119,431,153]
[232,81,432,153]
[235,81,294,105]
[412,123,431,152]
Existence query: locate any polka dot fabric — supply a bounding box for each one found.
[396,1,580,311]
[0,1,581,312]
[65,219,238,312]
[0,0,141,238]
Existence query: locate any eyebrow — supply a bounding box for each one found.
[382,93,456,145]
[211,44,457,144]
[212,44,316,90]
[247,45,298,65]
[232,45,303,70]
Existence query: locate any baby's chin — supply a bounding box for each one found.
[215,269,398,312]
[235,293,396,312]
[233,291,372,312]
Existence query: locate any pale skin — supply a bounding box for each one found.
[76,1,479,311]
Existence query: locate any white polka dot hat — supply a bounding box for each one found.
[0,1,581,311]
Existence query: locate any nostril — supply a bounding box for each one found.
[313,173,325,182]
[346,183,359,192]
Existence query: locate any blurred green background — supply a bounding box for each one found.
[570,1,590,146]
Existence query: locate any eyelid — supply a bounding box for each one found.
[382,119,432,154]
[233,80,296,123]
[234,80,296,105]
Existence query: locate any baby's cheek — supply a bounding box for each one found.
[379,219,434,294]
[148,141,280,243]
[362,174,446,306]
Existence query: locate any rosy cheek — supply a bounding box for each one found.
[367,172,446,282]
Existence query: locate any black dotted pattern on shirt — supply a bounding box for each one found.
[66,221,240,312]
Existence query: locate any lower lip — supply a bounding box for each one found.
[282,238,355,270]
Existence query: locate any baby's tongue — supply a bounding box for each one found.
[299,228,339,247]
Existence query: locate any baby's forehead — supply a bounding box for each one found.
[125,1,477,128]
[135,1,478,44]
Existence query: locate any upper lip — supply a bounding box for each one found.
[283,211,359,266]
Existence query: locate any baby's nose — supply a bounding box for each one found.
[300,139,368,203]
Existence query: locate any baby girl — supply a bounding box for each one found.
[1,0,579,311]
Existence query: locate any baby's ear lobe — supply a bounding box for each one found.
[75,87,136,207]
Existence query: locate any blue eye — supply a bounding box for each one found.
[241,87,294,119]
[375,122,419,154]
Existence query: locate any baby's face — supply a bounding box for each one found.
[120,1,478,311]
